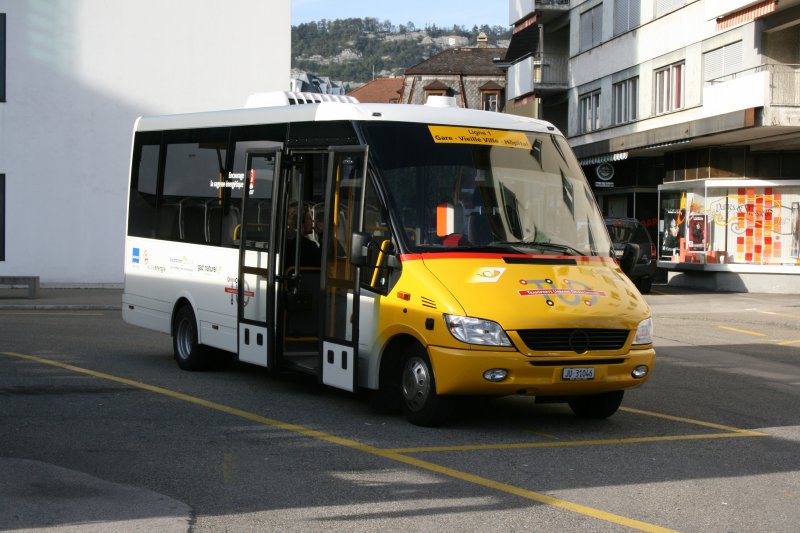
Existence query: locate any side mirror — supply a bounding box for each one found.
[350,231,371,266]
[619,242,641,277]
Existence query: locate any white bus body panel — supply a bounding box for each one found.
[123,237,240,352]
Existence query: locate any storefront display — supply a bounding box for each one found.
[658,179,800,270]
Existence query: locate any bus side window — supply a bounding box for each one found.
[127,140,160,239]
[161,133,228,244]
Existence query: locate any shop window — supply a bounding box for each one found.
[654,61,684,115]
[578,91,601,134]
[709,147,745,178]
[747,153,780,179]
[660,182,800,267]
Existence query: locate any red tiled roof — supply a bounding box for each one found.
[348,78,404,103]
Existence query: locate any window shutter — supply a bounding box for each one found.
[723,41,743,76]
[614,0,629,35]
[704,47,724,82]
[592,6,603,46]
[580,10,592,51]
[630,0,641,28]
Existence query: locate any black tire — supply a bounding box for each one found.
[400,344,452,427]
[568,390,624,419]
[637,277,653,294]
[172,305,208,371]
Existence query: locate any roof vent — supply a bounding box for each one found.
[245,91,359,108]
[425,95,458,108]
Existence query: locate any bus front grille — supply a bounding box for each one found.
[517,329,630,354]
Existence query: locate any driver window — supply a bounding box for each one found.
[360,178,395,293]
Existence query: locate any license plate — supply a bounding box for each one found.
[562,367,595,381]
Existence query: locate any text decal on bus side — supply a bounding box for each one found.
[428,125,532,150]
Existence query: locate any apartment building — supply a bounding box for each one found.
[504,0,800,292]
[0,1,290,285]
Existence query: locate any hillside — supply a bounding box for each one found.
[291,17,511,89]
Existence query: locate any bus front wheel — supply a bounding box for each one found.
[173,305,207,371]
[401,345,451,427]
[567,390,624,419]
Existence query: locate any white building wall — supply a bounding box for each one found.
[0,0,290,285]
[567,0,763,144]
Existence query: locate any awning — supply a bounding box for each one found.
[578,152,628,166]
[716,0,776,31]
[504,23,539,63]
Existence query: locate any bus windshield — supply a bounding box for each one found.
[361,122,612,257]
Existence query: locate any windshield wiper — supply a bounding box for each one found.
[491,241,586,256]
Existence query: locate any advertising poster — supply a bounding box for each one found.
[661,208,683,259]
[793,202,800,259]
[688,214,707,251]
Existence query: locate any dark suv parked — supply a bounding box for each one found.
[604,217,657,293]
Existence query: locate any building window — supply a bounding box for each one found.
[654,62,685,115]
[703,41,743,83]
[655,0,687,18]
[1,14,5,102]
[614,0,641,35]
[613,77,638,124]
[482,91,502,112]
[424,89,447,102]
[0,174,4,261]
[579,91,601,133]
[579,4,603,52]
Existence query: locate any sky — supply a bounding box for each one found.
[291,0,510,29]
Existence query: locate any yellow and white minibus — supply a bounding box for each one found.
[123,92,655,426]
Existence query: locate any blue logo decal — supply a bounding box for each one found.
[132,247,140,264]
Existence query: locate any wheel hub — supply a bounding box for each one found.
[402,356,430,412]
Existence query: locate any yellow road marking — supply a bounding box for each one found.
[618,406,765,435]
[387,432,761,453]
[754,310,800,319]
[718,326,767,337]
[716,325,800,348]
[2,351,677,533]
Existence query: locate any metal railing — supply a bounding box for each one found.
[532,53,569,86]
[536,0,570,8]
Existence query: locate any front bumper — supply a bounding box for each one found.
[429,345,656,396]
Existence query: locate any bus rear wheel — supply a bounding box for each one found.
[567,390,624,419]
[173,305,208,371]
[401,345,451,427]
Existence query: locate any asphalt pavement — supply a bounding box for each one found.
[0,286,192,532]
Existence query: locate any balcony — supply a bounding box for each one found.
[509,0,569,25]
[764,64,800,106]
[703,64,800,118]
[508,54,568,100]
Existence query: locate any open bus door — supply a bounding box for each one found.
[237,148,281,368]
[320,147,368,392]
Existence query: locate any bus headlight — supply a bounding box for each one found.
[444,315,512,347]
[633,318,653,345]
